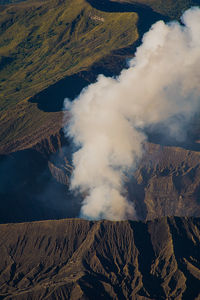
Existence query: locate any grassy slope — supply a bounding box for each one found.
[1,0,199,153]
[0,0,138,152]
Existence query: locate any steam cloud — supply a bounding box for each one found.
[64,7,200,220]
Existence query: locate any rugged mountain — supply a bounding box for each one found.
[132,143,200,220]
[0,129,82,224]
[0,0,200,224]
[0,0,139,152]
[0,0,140,222]
[1,0,189,154]
[1,121,200,224]
[0,217,200,299]
[1,1,200,298]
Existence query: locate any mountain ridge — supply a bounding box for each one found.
[0,217,200,299]
[1,1,200,298]
[0,0,139,152]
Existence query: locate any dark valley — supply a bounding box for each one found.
[0,0,200,298]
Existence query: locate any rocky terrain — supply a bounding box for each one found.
[1,124,200,223]
[132,143,200,220]
[0,0,200,298]
[0,0,199,223]
[0,217,200,299]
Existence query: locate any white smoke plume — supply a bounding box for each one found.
[64,7,200,220]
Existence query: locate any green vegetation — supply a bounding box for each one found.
[0,0,138,110]
[1,0,199,152]
[0,0,138,151]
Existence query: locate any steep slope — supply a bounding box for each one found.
[1,123,200,224]
[0,0,177,154]
[113,0,200,18]
[132,143,200,220]
[0,0,139,152]
[0,0,200,224]
[0,0,138,110]
[0,217,200,299]
[0,129,82,224]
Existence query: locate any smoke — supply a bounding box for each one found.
[64,7,200,220]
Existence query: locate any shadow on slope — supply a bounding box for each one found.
[0,147,81,224]
[29,74,90,112]
[29,0,169,112]
[146,122,200,152]
[85,0,170,26]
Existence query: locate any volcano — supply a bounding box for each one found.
[0,0,200,298]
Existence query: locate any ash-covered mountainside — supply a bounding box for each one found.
[0,217,200,299]
[0,0,200,223]
[1,134,200,223]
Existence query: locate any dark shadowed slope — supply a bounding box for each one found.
[113,0,200,18]
[0,217,200,299]
[1,132,200,224]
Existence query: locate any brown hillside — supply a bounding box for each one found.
[132,143,200,220]
[0,217,200,299]
[1,126,200,223]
